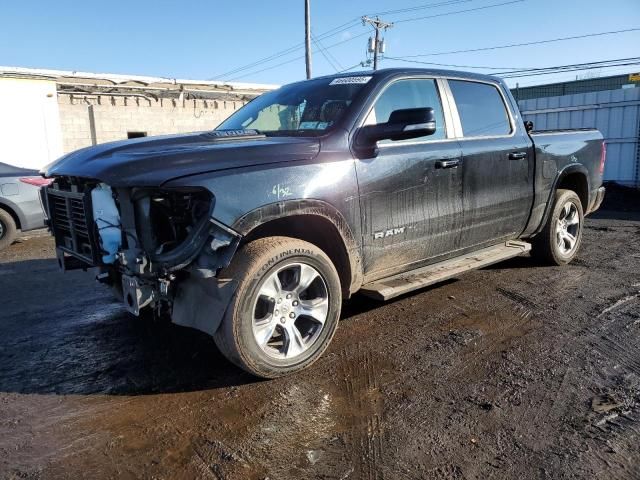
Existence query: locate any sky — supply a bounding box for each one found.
[1,0,639,88]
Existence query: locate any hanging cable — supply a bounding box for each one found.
[213,0,526,80]
[389,28,640,59]
[393,0,525,24]
[384,56,534,70]
[311,33,342,71]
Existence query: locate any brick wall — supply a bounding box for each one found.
[58,94,244,153]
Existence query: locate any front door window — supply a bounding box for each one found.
[365,78,447,142]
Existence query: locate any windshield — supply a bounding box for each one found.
[217,76,371,136]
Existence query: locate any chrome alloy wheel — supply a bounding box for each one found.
[251,262,329,360]
[556,201,580,255]
[0,219,4,239]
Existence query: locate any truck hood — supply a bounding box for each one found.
[43,131,321,187]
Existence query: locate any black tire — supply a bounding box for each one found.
[213,236,342,378]
[0,208,17,251]
[531,189,584,266]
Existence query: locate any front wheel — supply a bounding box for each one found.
[214,236,342,378]
[531,189,584,265]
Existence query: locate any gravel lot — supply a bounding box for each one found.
[1,186,639,480]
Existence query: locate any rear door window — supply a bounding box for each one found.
[365,78,447,142]
[448,80,511,137]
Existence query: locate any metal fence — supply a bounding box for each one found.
[511,74,639,102]
[518,88,640,188]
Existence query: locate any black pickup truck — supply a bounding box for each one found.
[42,68,606,378]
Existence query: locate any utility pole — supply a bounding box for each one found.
[362,16,393,70]
[305,0,312,79]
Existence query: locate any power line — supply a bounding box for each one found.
[337,62,367,74]
[213,2,466,79]
[385,56,533,70]
[502,63,640,79]
[393,0,525,24]
[227,0,527,80]
[312,33,340,72]
[510,66,640,87]
[312,32,343,70]
[228,30,373,80]
[496,57,640,74]
[367,0,474,17]
[213,0,522,80]
[385,56,640,79]
[211,18,361,79]
[394,27,640,58]
[229,54,309,81]
[321,40,344,70]
[497,57,640,78]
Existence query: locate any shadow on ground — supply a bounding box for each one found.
[0,258,396,397]
[0,257,259,395]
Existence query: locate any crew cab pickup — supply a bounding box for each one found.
[42,68,606,378]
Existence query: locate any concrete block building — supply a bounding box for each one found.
[0,67,276,170]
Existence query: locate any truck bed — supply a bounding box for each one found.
[524,128,604,237]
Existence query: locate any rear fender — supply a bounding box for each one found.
[533,164,590,236]
[0,198,25,230]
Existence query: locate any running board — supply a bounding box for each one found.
[360,241,531,301]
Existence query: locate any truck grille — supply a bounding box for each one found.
[46,187,99,265]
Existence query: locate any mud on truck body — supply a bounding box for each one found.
[42,68,606,378]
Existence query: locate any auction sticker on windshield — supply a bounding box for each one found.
[329,76,372,85]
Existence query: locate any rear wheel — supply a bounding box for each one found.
[214,236,342,378]
[0,209,17,251]
[532,189,584,265]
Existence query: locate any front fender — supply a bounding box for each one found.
[233,198,364,293]
[163,159,364,292]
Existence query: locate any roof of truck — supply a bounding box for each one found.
[315,67,502,84]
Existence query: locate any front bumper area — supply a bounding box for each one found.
[114,215,241,319]
[45,179,243,336]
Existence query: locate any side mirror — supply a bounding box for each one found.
[360,107,437,144]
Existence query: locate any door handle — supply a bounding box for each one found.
[508,151,527,160]
[435,159,460,169]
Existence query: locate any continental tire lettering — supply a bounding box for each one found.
[259,256,278,274]
[258,249,315,274]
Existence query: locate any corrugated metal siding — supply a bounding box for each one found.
[511,74,638,101]
[519,88,640,187]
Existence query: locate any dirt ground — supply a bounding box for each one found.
[1,185,639,480]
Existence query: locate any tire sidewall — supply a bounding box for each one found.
[226,243,341,375]
[549,191,584,264]
[0,209,17,250]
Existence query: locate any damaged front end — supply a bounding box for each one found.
[43,177,241,335]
